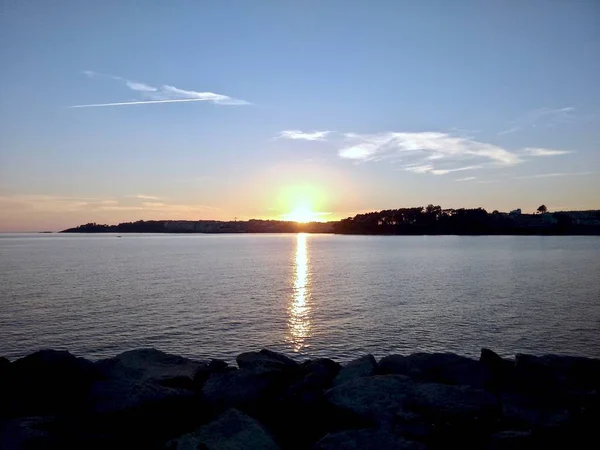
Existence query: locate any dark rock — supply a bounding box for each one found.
[87,378,195,414]
[480,348,513,390]
[0,357,9,374]
[500,392,571,430]
[201,367,290,413]
[193,359,234,389]
[166,408,280,450]
[4,350,101,417]
[409,382,499,422]
[487,430,532,450]
[325,375,414,424]
[314,427,426,450]
[236,349,299,371]
[0,416,56,450]
[95,348,207,389]
[333,355,377,386]
[379,352,488,388]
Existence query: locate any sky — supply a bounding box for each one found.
[1,0,599,231]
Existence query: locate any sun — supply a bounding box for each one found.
[284,206,320,223]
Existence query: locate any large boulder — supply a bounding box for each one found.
[0,416,56,450]
[409,382,499,422]
[236,349,299,371]
[4,350,101,417]
[166,408,280,450]
[286,358,341,405]
[201,367,290,413]
[379,352,488,388]
[314,427,426,450]
[95,348,207,389]
[325,375,414,425]
[333,355,377,387]
[487,430,532,450]
[480,348,514,390]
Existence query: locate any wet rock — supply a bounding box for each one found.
[96,348,207,389]
[5,350,101,416]
[314,427,426,450]
[333,355,377,386]
[236,349,299,371]
[409,382,499,422]
[379,353,488,388]
[166,408,279,450]
[487,430,532,450]
[325,375,414,424]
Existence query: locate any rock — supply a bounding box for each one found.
[87,378,195,414]
[95,348,207,389]
[288,358,341,402]
[333,355,377,386]
[0,357,9,374]
[166,408,280,450]
[194,358,234,388]
[236,349,299,371]
[480,348,513,389]
[409,382,499,422]
[379,352,488,388]
[500,392,571,430]
[4,350,101,416]
[314,427,426,450]
[487,430,532,450]
[0,416,56,450]
[325,375,414,424]
[202,367,290,413]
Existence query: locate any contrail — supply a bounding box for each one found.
[70,98,224,108]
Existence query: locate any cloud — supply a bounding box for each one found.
[339,132,521,166]
[126,81,157,92]
[430,165,482,175]
[404,164,434,174]
[498,106,575,135]
[128,194,161,200]
[73,72,249,107]
[455,176,477,182]
[275,130,331,141]
[522,147,574,157]
[515,171,597,179]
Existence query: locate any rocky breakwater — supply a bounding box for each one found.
[1,348,599,449]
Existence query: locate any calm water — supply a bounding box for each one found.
[1,233,599,362]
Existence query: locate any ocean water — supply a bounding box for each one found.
[1,233,599,362]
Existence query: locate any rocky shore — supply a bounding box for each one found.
[1,348,599,449]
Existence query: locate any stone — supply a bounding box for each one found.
[379,352,488,388]
[325,375,414,424]
[500,392,571,430]
[333,355,377,386]
[87,378,195,414]
[409,382,499,422]
[314,427,426,450]
[480,348,513,389]
[166,408,280,450]
[487,430,532,450]
[236,349,299,371]
[0,416,56,450]
[4,350,101,416]
[202,367,290,412]
[95,348,207,388]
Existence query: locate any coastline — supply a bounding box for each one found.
[2,348,598,449]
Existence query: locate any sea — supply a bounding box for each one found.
[1,233,599,362]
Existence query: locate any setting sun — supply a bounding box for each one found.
[284,206,321,223]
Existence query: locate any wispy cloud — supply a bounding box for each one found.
[515,171,597,179]
[522,147,574,157]
[498,106,575,135]
[338,132,521,166]
[72,71,249,108]
[274,130,332,141]
[455,176,477,182]
[128,194,161,200]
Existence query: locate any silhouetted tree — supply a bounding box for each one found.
[537,205,548,214]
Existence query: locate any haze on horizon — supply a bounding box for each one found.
[1,0,599,232]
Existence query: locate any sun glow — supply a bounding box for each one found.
[283,206,321,223]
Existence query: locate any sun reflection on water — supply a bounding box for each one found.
[287,233,311,351]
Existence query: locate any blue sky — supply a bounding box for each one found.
[1,0,599,230]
